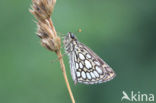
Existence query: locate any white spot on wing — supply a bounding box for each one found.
[86,72,91,79]
[93,71,99,77]
[76,72,80,77]
[94,61,100,66]
[75,63,79,69]
[96,66,103,74]
[79,53,85,60]
[85,60,92,69]
[81,71,86,79]
[90,72,95,78]
[79,62,83,68]
[86,54,91,59]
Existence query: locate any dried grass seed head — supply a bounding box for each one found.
[37,21,61,52]
[30,0,56,21]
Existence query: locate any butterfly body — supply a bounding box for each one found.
[64,32,116,84]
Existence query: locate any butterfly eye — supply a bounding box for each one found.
[70,33,75,39]
[68,32,75,39]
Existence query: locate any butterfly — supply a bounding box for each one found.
[63,32,116,84]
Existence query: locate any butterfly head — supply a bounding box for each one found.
[63,32,77,47]
[68,32,77,41]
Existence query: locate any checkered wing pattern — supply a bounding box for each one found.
[64,32,116,84]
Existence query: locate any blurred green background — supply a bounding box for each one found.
[0,0,156,103]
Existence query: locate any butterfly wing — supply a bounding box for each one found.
[73,42,116,84]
